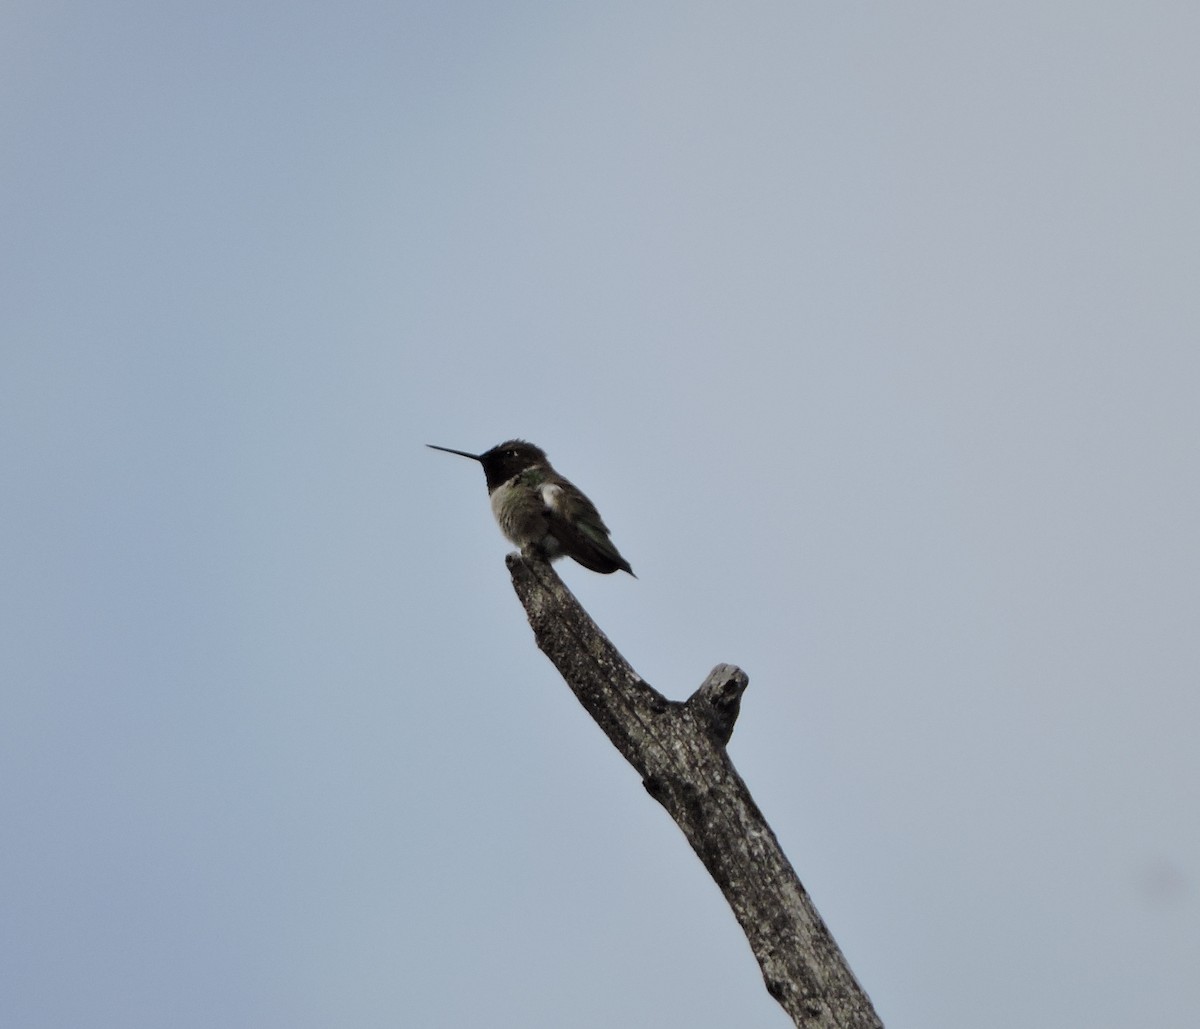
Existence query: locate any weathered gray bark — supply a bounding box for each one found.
[507,554,883,1029]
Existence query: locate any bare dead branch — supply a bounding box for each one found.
[506,554,883,1029]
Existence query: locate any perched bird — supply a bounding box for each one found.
[427,439,635,576]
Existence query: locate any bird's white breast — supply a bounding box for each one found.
[489,480,514,523]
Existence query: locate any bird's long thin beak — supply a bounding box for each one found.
[426,444,482,461]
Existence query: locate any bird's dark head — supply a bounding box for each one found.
[478,440,549,488]
[426,439,549,491]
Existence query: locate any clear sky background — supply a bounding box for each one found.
[4,3,1198,1027]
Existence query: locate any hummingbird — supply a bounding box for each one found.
[426,439,635,576]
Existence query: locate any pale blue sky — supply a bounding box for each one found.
[4,4,1198,1027]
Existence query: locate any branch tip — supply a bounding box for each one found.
[688,664,750,745]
